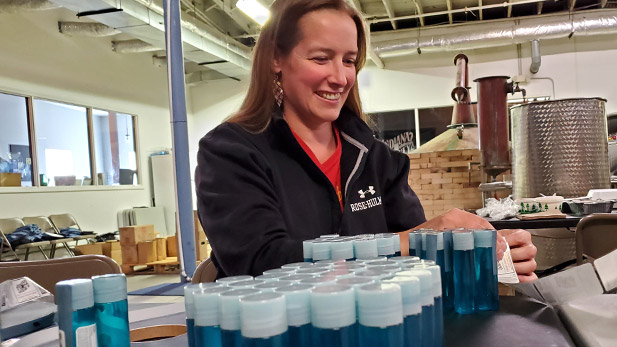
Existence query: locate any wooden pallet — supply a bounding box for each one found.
[121,264,152,275]
[146,257,180,274]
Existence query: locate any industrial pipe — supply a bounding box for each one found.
[530,40,541,74]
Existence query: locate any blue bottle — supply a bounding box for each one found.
[92,274,129,347]
[421,232,428,260]
[356,283,404,347]
[330,239,355,261]
[453,231,476,314]
[55,279,97,347]
[353,237,378,259]
[311,240,332,261]
[473,229,499,311]
[193,286,230,347]
[376,234,395,258]
[398,269,433,347]
[410,264,443,347]
[408,232,420,257]
[382,276,422,347]
[303,240,314,262]
[427,233,449,315]
[220,289,261,347]
[310,284,357,347]
[240,292,289,347]
[185,282,224,347]
[442,230,454,311]
[391,233,402,257]
[276,284,314,347]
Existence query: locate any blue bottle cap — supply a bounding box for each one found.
[353,238,378,258]
[255,273,290,282]
[275,284,314,327]
[278,274,316,284]
[193,286,230,327]
[390,256,419,264]
[253,281,288,293]
[216,275,254,284]
[396,269,433,306]
[219,289,261,330]
[453,231,474,250]
[303,240,313,259]
[92,274,127,304]
[410,264,442,297]
[311,285,355,329]
[376,234,395,256]
[311,240,331,261]
[336,276,374,289]
[55,278,93,311]
[330,239,354,260]
[299,276,337,287]
[262,268,295,275]
[227,279,266,289]
[282,262,315,270]
[184,282,224,319]
[383,276,422,316]
[356,283,403,328]
[473,229,496,248]
[240,292,287,339]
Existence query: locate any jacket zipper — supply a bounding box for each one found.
[341,132,369,202]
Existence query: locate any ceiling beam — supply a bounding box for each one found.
[345,0,385,68]
[413,0,425,27]
[507,0,512,18]
[211,0,255,34]
[381,0,398,29]
[446,0,453,24]
[537,2,543,14]
[479,0,483,20]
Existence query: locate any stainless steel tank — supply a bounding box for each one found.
[510,98,610,198]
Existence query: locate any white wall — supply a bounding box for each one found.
[0,8,173,233]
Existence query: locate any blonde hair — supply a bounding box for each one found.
[226,0,367,132]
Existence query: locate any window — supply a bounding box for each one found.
[417,106,455,146]
[0,93,33,187]
[92,109,138,185]
[372,110,417,154]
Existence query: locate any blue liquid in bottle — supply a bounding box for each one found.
[240,293,289,347]
[404,314,422,347]
[453,231,475,314]
[442,231,455,311]
[94,301,129,346]
[56,279,97,347]
[220,289,261,347]
[288,324,312,347]
[195,326,222,347]
[473,229,499,311]
[310,284,357,347]
[311,325,356,347]
[303,240,313,262]
[359,325,404,347]
[242,331,289,347]
[396,269,433,347]
[357,283,404,347]
[222,329,243,347]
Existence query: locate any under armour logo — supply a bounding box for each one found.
[358,186,375,199]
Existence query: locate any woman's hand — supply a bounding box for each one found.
[498,229,538,283]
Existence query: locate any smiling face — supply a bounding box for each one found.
[273,9,358,128]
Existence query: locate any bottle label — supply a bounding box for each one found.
[498,242,519,284]
[59,329,66,347]
[76,324,98,346]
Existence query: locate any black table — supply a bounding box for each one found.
[486,215,581,230]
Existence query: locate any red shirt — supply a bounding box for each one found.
[291,126,343,210]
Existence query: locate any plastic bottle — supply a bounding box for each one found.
[453,231,476,314]
[442,230,455,311]
[421,232,428,259]
[276,284,314,347]
[184,282,224,347]
[193,286,230,347]
[303,240,314,262]
[240,292,289,347]
[398,269,433,347]
[356,283,404,347]
[410,264,443,347]
[473,229,499,311]
[282,262,316,270]
[353,237,378,259]
[227,279,266,290]
[390,256,419,265]
[253,281,289,293]
[55,279,97,347]
[278,274,317,285]
[427,232,447,315]
[408,232,420,257]
[219,289,261,347]
[215,275,254,284]
[311,240,332,261]
[376,234,395,258]
[383,276,422,347]
[92,274,129,347]
[310,284,357,347]
[390,233,402,257]
[330,239,355,261]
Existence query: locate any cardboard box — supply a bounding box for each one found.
[167,235,178,257]
[119,225,155,245]
[138,241,157,264]
[155,238,167,261]
[121,245,139,265]
[196,240,209,260]
[110,249,122,265]
[74,243,104,255]
[102,240,120,257]
[0,173,21,187]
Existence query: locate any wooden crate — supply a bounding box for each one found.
[146,257,180,274]
[119,225,155,245]
[155,238,167,261]
[74,243,104,255]
[121,245,139,265]
[137,241,157,264]
[167,235,178,257]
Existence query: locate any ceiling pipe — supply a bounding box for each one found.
[58,21,121,37]
[530,39,541,74]
[0,0,59,13]
[112,39,161,53]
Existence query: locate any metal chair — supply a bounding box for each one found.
[575,213,617,265]
[49,213,96,245]
[23,216,75,258]
[0,218,50,261]
[191,257,217,283]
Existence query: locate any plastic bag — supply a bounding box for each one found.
[476,196,519,220]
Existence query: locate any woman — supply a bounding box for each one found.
[196,0,537,281]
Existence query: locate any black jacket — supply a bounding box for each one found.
[196,107,426,277]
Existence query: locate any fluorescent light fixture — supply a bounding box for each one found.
[237,0,270,26]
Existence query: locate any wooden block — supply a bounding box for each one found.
[167,235,178,257]
[420,173,442,180]
[155,238,167,261]
[409,164,420,169]
[433,177,453,184]
[408,153,421,159]
[138,241,157,264]
[121,245,139,265]
[429,157,449,163]
[102,240,120,257]
[110,249,122,265]
[74,243,104,255]
[119,225,155,245]
[196,240,209,261]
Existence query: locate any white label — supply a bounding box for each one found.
[75,324,97,347]
[10,278,42,304]
[497,242,519,284]
[59,329,66,347]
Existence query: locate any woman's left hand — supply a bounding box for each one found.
[497,229,538,283]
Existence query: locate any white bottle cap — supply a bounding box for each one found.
[365,260,398,267]
[216,275,254,284]
[319,234,339,239]
[453,231,474,250]
[409,233,419,249]
[396,270,433,307]
[356,283,403,328]
[355,256,386,263]
[383,276,422,316]
[330,240,354,260]
[353,238,378,258]
[354,270,392,281]
[282,262,315,270]
[240,292,287,339]
[315,259,346,266]
[193,286,230,327]
[310,285,356,329]
[299,276,337,287]
[376,235,395,256]
[311,240,331,261]
[295,268,328,275]
[311,262,334,269]
[92,274,127,304]
[184,282,224,319]
[410,264,442,297]
[253,281,288,293]
[402,258,422,267]
[276,284,313,327]
[336,276,374,289]
[263,268,295,275]
[255,273,290,282]
[227,279,265,289]
[219,289,260,330]
[473,229,496,248]
[303,240,313,259]
[390,256,419,264]
[55,278,93,311]
[366,265,401,275]
[427,232,444,250]
[278,274,316,284]
[333,263,366,273]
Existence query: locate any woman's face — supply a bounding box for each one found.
[274,9,358,126]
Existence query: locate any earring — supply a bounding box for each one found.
[273,74,284,107]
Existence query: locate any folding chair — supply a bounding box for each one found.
[49,213,96,245]
[575,213,617,265]
[191,257,217,283]
[0,218,50,261]
[23,216,75,258]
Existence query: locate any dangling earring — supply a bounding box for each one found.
[273,73,284,107]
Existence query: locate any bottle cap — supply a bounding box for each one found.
[311,240,331,261]
[193,286,230,326]
[402,258,422,267]
[333,263,366,272]
[353,238,378,258]
[427,232,444,250]
[473,229,496,248]
[219,289,260,330]
[392,234,401,252]
[356,283,403,328]
[295,268,329,275]
[421,233,428,251]
[227,279,265,289]
[330,240,354,260]
[397,269,433,307]
[92,274,127,304]
[336,276,374,289]
[311,285,355,329]
[184,282,224,319]
[255,273,290,282]
[278,274,316,284]
[240,293,287,338]
[275,284,313,327]
[253,281,288,293]
[303,240,313,260]
[355,256,386,263]
[366,265,401,275]
[55,278,93,311]
[299,276,337,287]
[453,231,474,250]
[376,235,395,256]
[409,264,442,297]
[383,276,422,316]
[409,233,419,250]
[354,270,392,281]
[311,262,334,269]
[390,256,419,264]
[262,268,295,275]
[216,275,254,284]
[364,260,398,267]
[282,262,315,270]
[319,234,339,239]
